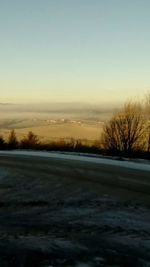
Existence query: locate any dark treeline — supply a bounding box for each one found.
[0,127,149,159]
[0,130,101,154]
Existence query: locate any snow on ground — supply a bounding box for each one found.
[0,169,9,181]
[0,150,150,172]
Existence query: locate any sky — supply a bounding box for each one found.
[0,0,150,104]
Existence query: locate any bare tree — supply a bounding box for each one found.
[144,93,150,154]
[8,130,18,149]
[0,135,5,149]
[102,102,145,155]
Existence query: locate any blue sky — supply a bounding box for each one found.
[0,0,150,104]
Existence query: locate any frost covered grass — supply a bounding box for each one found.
[0,150,150,172]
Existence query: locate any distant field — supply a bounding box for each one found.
[0,119,103,142]
[0,103,113,142]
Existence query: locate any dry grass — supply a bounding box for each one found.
[0,121,103,143]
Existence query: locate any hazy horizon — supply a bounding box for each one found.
[0,94,145,107]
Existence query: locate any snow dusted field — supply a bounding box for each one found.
[0,151,150,266]
[0,150,150,172]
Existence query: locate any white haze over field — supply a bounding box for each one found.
[0,102,119,120]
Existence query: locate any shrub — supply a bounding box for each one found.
[20,131,39,149]
[102,102,145,156]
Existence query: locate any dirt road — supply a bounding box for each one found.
[0,153,150,266]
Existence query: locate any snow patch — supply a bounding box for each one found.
[0,168,9,181]
[0,150,150,172]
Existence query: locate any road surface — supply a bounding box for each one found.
[0,152,150,267]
